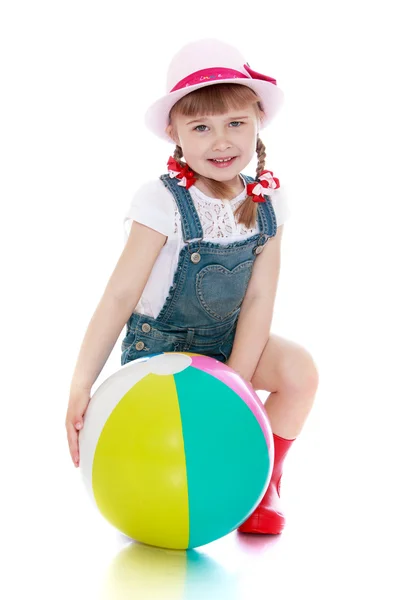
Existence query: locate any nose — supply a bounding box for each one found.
[211,129,233,152]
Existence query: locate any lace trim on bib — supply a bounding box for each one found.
[172,188,259,239]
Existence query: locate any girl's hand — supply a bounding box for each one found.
[65,384,92,468]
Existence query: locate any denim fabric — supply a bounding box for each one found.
[121,172,277,366]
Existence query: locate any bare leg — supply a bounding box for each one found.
[262,385,317,439]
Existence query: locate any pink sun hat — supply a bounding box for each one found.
[144,38,285,144]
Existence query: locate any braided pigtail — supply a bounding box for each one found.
[173,144,185,167]
[233,136,267,229]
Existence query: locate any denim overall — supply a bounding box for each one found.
[120,172,277,366]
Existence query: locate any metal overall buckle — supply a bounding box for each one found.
[184,236,204,264]
[253,233,270,255]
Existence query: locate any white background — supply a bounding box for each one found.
[1,1,399,598]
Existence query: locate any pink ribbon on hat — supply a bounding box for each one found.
[170,64,277,93]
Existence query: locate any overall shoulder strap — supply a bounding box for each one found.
[159,174,203,241]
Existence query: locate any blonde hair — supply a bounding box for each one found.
[168,83,268,229]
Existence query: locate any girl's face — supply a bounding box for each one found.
[166,104,260,187]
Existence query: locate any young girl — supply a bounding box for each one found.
[66,38,319,535]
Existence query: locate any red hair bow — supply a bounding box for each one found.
[247,170,280,202]
[167,156,197,189]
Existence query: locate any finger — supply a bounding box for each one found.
[74,402,88,429]
[66,411,84,434]
[66,430,78,466]
[66,422,80,467]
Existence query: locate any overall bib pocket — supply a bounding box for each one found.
[195,260,253,321]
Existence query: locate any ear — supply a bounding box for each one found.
[165,124,179,145]
[255,103,266,127]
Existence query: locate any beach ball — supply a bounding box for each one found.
[79,352,274,550]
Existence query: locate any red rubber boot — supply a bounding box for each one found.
[238,433,296,534]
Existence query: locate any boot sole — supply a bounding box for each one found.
[237,525,283,535]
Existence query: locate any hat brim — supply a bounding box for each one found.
[144,78,285,143]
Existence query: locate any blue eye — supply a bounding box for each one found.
[193,121,244,132]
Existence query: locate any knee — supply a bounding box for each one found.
[282,347,319,396]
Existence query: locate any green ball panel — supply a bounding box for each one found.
[174,366,270,548]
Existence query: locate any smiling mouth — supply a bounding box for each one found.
[208,156,236,161]
[207,157,237,166]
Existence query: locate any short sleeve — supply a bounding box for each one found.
[269,185,291,227]
[123,179,176,243]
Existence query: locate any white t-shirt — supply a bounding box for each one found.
[123,174,291,319]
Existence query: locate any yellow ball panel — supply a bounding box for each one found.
[92,372,189,549]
